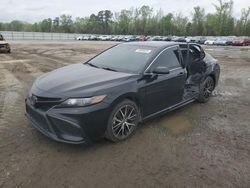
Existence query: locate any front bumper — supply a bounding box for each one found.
[25,98,111,144]
[0,44,10,52]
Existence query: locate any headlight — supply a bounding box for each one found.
[58,95,106,107]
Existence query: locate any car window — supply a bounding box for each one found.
[150,46,181,71]
[87,44,156,74]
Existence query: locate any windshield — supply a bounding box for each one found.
[86,44,155,74]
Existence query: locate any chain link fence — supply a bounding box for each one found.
[0,31,84,40]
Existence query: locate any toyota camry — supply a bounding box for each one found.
[25,42,220,144]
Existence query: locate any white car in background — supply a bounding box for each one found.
[0,34,11,53]
[185,37,192,42]
[204,37,217,45]
[76,36,84,40]
[98,35,111,41]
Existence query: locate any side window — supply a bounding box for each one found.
[150,47,181,71]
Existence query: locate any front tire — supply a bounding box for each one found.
[105,100,139,142]
[197,76,215,103]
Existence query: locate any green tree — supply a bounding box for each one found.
[173,13,188,36]
[140,5,153,34]
[52,17,60,32]
[97,10,113,34]
[235,7,250,35]
[159,13,174,35]
[60,15,73,33]
[192,6,205,35]
[204,14,218,35]
[74,17,87,33]
[1,1,249,36]
[213,0,234,35]
[40,18,52,32]
[9,20,24,31]
[117,9,133,34]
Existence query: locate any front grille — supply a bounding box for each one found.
[35,96,61,102]
[29,95,62,111]
[0,44,6,48]
[26,104,51,132]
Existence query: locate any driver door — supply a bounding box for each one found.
[143,46,187,116]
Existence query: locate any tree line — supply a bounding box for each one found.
[0,0,249,36]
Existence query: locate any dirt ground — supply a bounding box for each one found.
[0,41,249,188]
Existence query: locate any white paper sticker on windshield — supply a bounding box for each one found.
[135,49,152,54]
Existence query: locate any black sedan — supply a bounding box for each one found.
[25,42,220,144]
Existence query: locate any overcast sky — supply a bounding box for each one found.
[1,0,249,23]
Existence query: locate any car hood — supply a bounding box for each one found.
[34,64,135,98]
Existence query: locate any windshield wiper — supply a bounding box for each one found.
[86,63,100,68]
[101,67,117,72]
[86,63,117,72]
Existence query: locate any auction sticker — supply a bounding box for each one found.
[135,49,152,54]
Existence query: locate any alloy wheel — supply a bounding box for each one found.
[112,105,137,139]
[203,78,214,98]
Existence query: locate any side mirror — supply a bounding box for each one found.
[153,66,170,74]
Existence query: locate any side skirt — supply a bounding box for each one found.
[142,98,195,122]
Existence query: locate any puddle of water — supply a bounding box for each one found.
[159,115,193,135]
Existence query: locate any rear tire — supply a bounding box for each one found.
[105,100,139,142]
[197,76,215,103]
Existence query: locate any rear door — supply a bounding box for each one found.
[187,44,206,75]
[143,46,187,116]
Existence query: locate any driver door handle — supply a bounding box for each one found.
[179,72,184,75]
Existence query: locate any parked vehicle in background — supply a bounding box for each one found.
[214,37,233,46]
[136,35,147,41]
[111,36,118,41]
[74,34,248,45]
[123,36,137,42]
[149,36,163,41]
[82,36,89,40]
[162,36,172,41]
[76,36,84,40]
[185,37,192,43]
[232,37,250,46]
[98,35,110,41]
[172,37,186,42]
[190,36,207,44]
[117,36,124,41]
[0,34,11,53]
[89,35,98,40]
[204,37,217,45]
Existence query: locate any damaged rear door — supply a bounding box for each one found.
[183,44,207,99]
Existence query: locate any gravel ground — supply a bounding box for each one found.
[0,41,250,188]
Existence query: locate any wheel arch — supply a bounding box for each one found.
[109,93,143,121]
